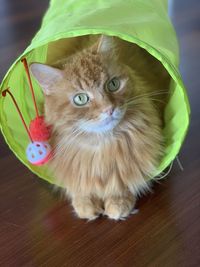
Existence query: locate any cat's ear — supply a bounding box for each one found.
[97,35,115,53]
[30,63,64,95]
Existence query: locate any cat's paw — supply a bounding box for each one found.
[72,197,103,221]
[104,195,136,220]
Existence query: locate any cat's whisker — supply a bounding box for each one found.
[120,92,169,109]
[148,98,166,104]
[125,97,166,106]
[128,90,168,100]
[59,121,93,152]
[53,127,83,159]
[124,90,170,105]
[119,95,161,108]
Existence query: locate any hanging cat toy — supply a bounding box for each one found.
[2,58,52,166]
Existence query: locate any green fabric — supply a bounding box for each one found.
[0,0,190,184]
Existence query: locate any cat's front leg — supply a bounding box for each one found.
[104,193,136,220]
[72,195,103,220]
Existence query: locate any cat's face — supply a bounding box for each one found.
[30,36,137,135]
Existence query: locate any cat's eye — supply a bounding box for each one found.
[106,77,120,92]
[73,93,89,106]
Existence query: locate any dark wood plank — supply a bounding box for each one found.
[0,0,199,266]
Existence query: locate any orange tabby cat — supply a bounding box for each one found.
[30,35,169,220]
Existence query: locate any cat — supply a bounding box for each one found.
[30,35,170,220]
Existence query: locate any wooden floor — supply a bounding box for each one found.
[0,0,199,266]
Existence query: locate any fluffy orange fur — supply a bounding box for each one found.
[30,35,170,220]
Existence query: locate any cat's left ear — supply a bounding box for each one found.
[30,63,64,95]
[97,35,115,53]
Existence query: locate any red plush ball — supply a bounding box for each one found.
[29,116,51,141]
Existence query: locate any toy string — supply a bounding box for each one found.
[21,58,39,118]
[2,88,33,143]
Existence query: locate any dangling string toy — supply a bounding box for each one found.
[2,58,52,166]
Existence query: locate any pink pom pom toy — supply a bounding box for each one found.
[29,116,52,142]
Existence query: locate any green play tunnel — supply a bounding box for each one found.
[0,0,190,184]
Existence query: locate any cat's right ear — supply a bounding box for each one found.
[30,63,64,95]
[97,35,114,53]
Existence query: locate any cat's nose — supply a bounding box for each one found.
[103,106,114,116]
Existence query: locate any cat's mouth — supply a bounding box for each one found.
[99,116,118,127]
[101,117,114,126]
[79,108,125,133]
[88,116,120,133]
